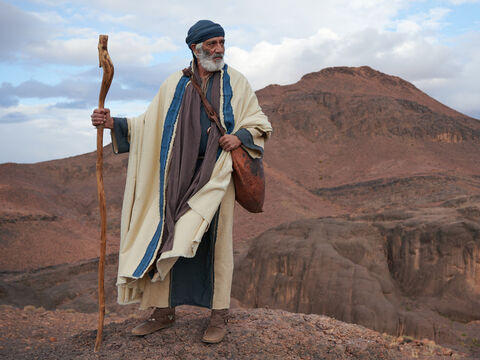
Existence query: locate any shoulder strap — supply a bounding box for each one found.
[182,68,226,136]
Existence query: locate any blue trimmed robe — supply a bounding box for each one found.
[112,64,272,309]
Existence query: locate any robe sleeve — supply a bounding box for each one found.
[111,117,130,154]
[228,67,272,159]
[234,128,264,157]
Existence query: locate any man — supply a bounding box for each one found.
[91,20,271,344]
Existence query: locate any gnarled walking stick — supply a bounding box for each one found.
[94,34,114,352]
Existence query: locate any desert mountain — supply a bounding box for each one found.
[260,66,480,189]
[1,66,479,358]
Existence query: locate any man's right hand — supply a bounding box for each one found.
[91,108,114,129]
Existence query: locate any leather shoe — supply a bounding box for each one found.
[202,309,229,344]
[131,307,175,336]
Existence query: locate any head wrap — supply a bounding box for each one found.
[185,20,225,48]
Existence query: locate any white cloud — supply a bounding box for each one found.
[0,98,152,164]
[447,0,480,4]
[226,21,480,121]
[46,0,411,42]
[393,7,451,35]
[1,3,177,66]
[396,20,422,34]
[0,1,50,59]
[24,30,177,66]
[227,29,340,89]
[415,31,480,118]
[227,26,461,90]
[100,14,136,24]
[29,10,66,25]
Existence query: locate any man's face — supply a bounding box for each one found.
[194,36,225,72]
[202,36,225,59]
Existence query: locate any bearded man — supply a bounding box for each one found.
[91,20,272,343]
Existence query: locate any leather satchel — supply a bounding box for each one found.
[183,68,265,213]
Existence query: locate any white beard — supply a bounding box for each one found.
[196,46,224,72]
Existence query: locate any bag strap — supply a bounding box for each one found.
[182,68,226,136]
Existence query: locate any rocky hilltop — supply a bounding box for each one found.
[259,66,480,189]
[1,66,480,358]
[1,304,462,359]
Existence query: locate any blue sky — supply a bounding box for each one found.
[1,0,479,164]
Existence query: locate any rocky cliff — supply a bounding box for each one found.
[232,193,480,355]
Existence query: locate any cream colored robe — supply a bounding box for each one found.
[114,65,272,309]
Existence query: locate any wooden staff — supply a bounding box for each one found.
[94,34,114,352]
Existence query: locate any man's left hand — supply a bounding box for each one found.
[219,134,241,152]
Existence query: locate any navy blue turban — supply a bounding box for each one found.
[185,20,225,48]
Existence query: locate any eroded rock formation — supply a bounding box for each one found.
[233,198,480,345]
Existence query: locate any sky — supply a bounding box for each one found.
[1,0,479,164]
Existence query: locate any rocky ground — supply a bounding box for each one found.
[0,305,468,360]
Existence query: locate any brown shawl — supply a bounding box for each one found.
[159,66,222,253]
